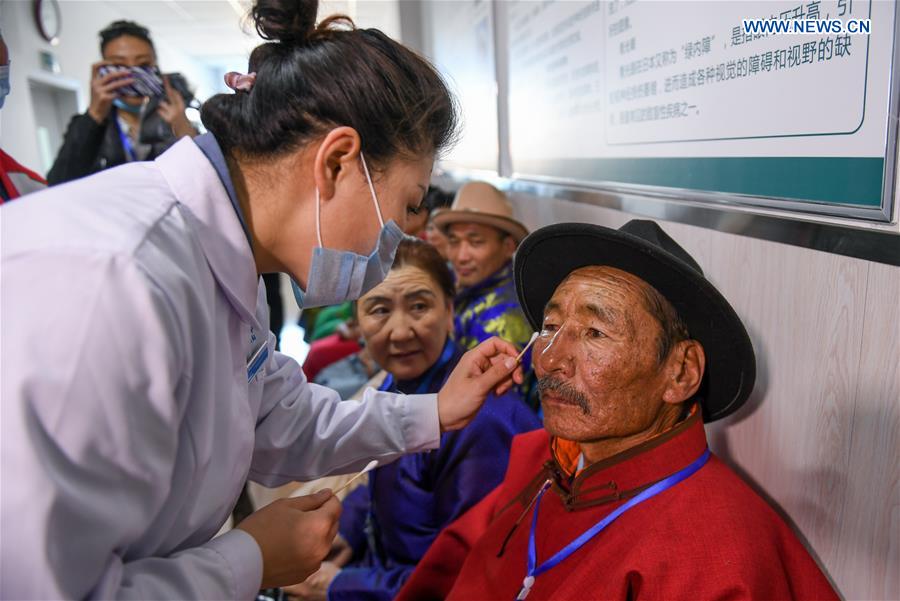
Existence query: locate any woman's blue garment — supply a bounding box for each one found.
[329,339,541,601]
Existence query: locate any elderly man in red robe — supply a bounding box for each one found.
[397,220,838,600]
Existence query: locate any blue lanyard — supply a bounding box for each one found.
[114,113,138,162]
[379,339,456,395]
[517,448,711,600]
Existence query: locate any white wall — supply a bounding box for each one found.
[0,0,219,175]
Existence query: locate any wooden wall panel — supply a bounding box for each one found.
[702,235,869,595]
[511,193,899,600]
[830,260,900,600]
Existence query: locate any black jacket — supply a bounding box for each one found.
[47,102,177,186]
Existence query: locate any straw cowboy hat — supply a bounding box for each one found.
[431,182,529,243]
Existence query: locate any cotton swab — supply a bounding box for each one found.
[515,332,540,363]
[332,460,379,496]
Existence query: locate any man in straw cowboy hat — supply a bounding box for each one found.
[397,220,837,600]
[432,183,534,395]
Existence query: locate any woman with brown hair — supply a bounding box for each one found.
[0,1,524,598]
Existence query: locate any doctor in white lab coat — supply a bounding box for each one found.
[0,2,524,598]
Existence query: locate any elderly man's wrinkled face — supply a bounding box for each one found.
[535,266,694,443]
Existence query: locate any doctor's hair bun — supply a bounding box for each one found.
[251,0,317,44]
[201,0,457,167]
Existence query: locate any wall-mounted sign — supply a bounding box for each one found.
[505,0,897,221]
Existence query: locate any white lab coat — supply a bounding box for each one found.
[0,138,440,599]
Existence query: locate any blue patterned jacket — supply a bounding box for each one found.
[453,261,533,352]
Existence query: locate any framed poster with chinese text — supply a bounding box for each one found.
[506,0,898,222]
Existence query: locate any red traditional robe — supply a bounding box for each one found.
[0,149,46,202]
[397,409,838,600]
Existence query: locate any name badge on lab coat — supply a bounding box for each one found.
[246,330,268,383]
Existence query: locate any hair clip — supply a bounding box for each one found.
[224,71,257,92]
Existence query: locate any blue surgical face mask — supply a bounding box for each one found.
[0,64,11,110]
[292,152,409,310]
[112,98,143,115]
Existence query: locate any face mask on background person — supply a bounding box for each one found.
[0,64,11,110]
[112,97,144,114]
[291,152,407,310]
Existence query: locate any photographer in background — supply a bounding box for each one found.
[47,20,197,185]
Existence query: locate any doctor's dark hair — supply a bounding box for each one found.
[99,20,155,55]
[201,0,458,166]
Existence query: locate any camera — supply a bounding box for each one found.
[97,65,195,106]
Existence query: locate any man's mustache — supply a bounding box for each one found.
[537,376,591,415]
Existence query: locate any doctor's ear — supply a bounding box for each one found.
[313,127,363,201]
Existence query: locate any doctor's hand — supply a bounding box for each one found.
[437,336,524,432]
[236,489,342,589]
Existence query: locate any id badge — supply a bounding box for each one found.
[246,337,268,383]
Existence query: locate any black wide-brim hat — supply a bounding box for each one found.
[514,220,756,422]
